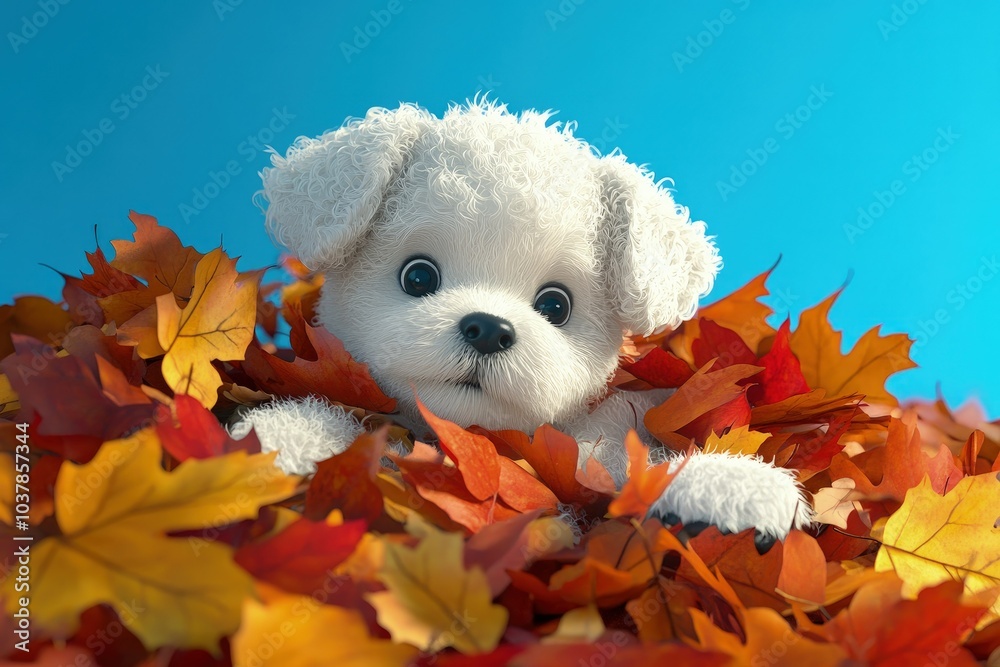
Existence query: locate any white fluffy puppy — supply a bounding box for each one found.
[235,100,811,548]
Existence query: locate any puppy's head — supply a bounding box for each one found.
[261,100,720,431]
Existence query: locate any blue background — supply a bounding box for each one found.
[2,1,997,416]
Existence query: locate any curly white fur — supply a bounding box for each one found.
[239,99,810,541]
[229,396,363,474]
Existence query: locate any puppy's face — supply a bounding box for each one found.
[262,101,720,433]
[318,129,622,431]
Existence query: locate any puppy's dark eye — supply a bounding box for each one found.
[533,284,572,327]
[399,257,440,297]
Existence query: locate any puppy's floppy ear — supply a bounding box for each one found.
[596,154,721,336]
[260,104,429,271]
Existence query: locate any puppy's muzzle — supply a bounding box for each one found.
[459,312,516,355]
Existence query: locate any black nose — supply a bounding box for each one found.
[459,312,516,355]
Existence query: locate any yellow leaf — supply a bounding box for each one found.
[542,603,605,644]
[2,428,298,651]
[0,373,17,415]
[703,425,770,456]
[789,290,915,406]
[0,454,14,526]
[365,516,508,654]
[157,249,260,408]
[0,452,51,525]
[876,473,1000,628]
[232,595,417,667]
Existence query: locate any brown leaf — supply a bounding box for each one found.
[110,211,204,299]
[0,297,74,360]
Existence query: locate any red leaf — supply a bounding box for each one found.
[623,347,694,388]
[60,240,144,326]
[752,320,811,405]
[304,428,386,523]
[417,398,501,502]
[234,518,367,595]
[1,335,155,461]
[821,579,987,666]
[392,445,521,532]
[692,319,758,370]
[763,412,852,474]
[676,390,752,444]
[241,307,396,413]
[155,394,261,462]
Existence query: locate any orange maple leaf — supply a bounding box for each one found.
[608,430,687,519]
[789,288,916,407]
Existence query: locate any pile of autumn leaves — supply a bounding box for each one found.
[1,211,998,667]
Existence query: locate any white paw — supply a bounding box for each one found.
[649,451,812,548]
[229,396,364,475]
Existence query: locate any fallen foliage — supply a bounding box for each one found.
[1,212,998,666]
